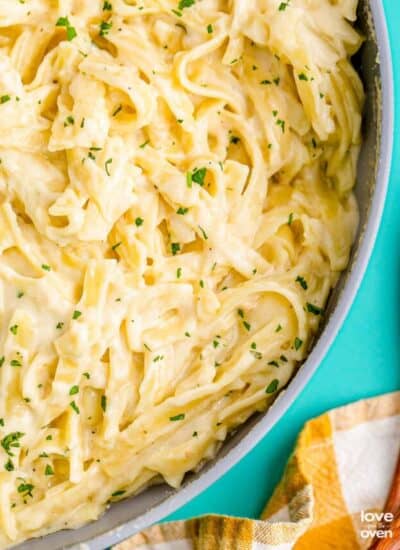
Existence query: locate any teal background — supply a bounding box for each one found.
[167,0,400,521]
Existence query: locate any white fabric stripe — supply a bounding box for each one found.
[333,415,400,513]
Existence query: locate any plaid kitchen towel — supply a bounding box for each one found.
[115,392,400,550]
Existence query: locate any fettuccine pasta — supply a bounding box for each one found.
[0,0,363,546]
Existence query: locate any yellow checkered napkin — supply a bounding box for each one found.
[116,392,400,550]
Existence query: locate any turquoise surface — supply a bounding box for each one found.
[167,0,400,522]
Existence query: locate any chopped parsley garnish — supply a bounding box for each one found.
[169,413,185,421]
[207,24,213,33]
[288,213,294,226]
[111,490,126,497]
[238,309,244,318]
[294,337,303,350]
[135,217,144,227]
[83,372,90,379]
[4,459,14,471]
[306,303,323,315]
[10,360,21,367]
[275,324,282,332]
[298,72,308,81]
[230,135,240,144]
[266,379,279,394]
[268,360,279,367]
[198,226,208,240]
[17,482,34,497]
[139,140,150,148]
[191,167,207,187]
[99,20,113,37]
[0,95,10,104]
[243,321,251,331]
[56,322,64,329]
[278,1,290,10]
[72,310,82,320]
[1,432,24,456]
[9,325,18,335]
[45,464,54,476]
[41,264,51,271]
[176,267,182,279]
[56,16,77,41]
[64,115,75,127]
[101,395,107,412]
[112,242,122,251]
[178,0,195,9]
[276,118,285,132]
[112,104,122,117]
[171,242,181,256]
[103,1,113,10]
[177,207,188,215]
[69,385,79,396]
[70,401,80,414]
[105,158,112,176]
[296,276,308,290]
[17,291,24,298]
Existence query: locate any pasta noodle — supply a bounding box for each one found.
[0,0,363,546]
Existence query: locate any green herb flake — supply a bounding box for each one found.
[10,360,22,367]
[112,241,122,251]
[41,264,51,271]
[177,207,188,215]
[294,337,303,350]
[103,1,112,10]
[278,1,290,11]
[266,379,279,394]
[207,24,213,33]
[1,432,24,456]
[70,401,80,415]
[191,167,206,187]
[171,242,181,256]
[169,413,185,421]
[101,395,107,412]
[69,385,79,396]
[0,95,10,104]
[99,20,113,37]
[296,276,308,290]
[198,225,208,240]
[306,303,323,315]
[72,310,82,320]
[105,158,112,176]
[111,490,126,497]
[45,464,54,476]
[4,459,14,471]
[139,140,150,148]
[9,325,18,335]
[178,0,195,9]
[17,482,34,497]
[135,217,144,227]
